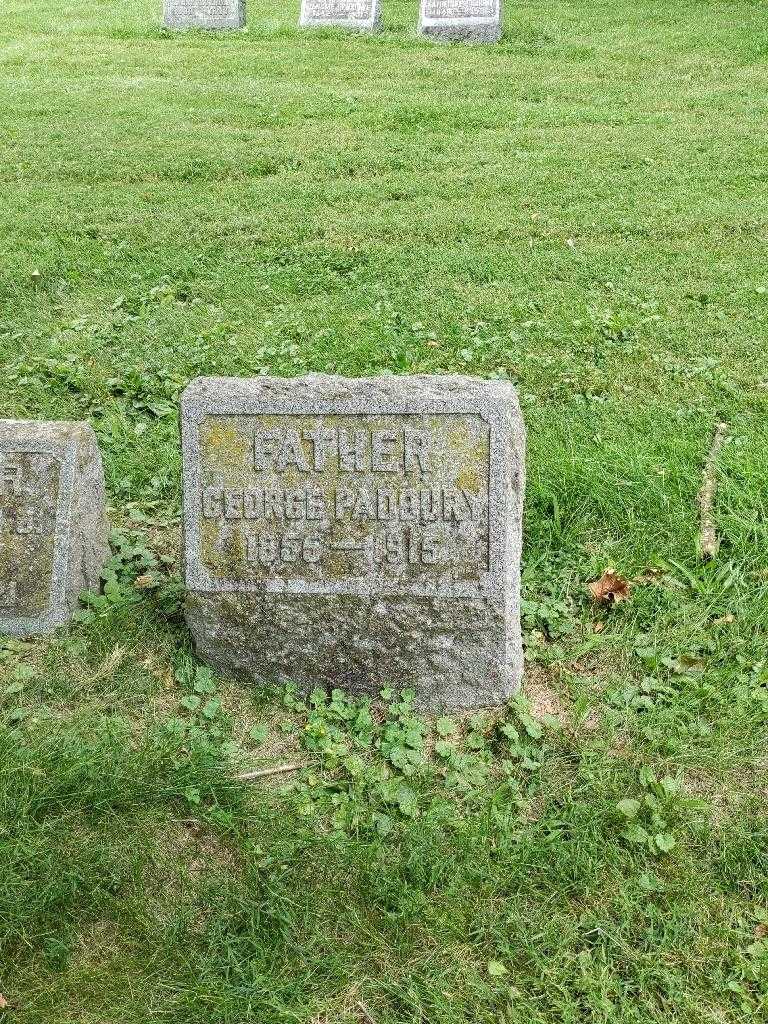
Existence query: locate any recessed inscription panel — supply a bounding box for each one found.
[422,0,497,16]
[304,0,371,18]
[300,0,380,29]
[0,450,61,616]
[194,413,490,591]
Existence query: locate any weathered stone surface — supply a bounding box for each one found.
[0,421,109,636]
[299,0,380,32]
[418,0,501,42]
[163,0,244,30]
[182,375,525,709]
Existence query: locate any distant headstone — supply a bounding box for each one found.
[163,0,244,30]
[299,0,380,32]
[418,0,501,42]
[182,375,525,709]
[0,421,109,637]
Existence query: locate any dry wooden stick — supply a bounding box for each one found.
[697,420,728,560]
[356,1001,376,1024]
[236,763,302,782]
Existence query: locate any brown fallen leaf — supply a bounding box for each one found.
[588,569,631,605]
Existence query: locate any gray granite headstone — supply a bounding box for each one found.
[163,0,244,30]
[0,421,110,637]
[181,375,525,709]
[299,0,380,32]
[418,0,501,42]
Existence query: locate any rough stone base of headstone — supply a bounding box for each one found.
[419,23,501,42]
[181,374,525,710]
[0,421,110,637]
[418,1,501,43]
[299,0,381,32]
[163,0,245,30]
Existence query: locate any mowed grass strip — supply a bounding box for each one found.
[1,1,768,1021]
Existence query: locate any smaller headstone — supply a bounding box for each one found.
[163,0,244,31]
[0,421,110,637]
[418,0,501,43]
[299,0,380,32]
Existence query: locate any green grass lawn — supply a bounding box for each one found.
[2,1,768,1020]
